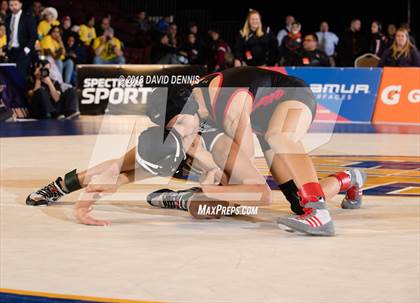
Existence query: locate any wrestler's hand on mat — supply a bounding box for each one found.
[73,200,111,226]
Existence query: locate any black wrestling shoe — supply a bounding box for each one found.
[146,187,202,210]
[26,177,68,206]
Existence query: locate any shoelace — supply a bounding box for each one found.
[162,192,180,208]
[36,182,63,201]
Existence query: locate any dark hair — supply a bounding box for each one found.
[372,20,382,32]
[187,21,197,29]
[48,25,61,35]
[85,15,95,23]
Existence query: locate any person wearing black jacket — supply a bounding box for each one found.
[27,59,79,119]
[337,19,367,66]
[279,22,303,65]
[291,34,330,67]
[369,21,387,57]
[234,9,277,67]
[5,0,36,79]
[151,33,179,64]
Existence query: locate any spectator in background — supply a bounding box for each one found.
[6,0,36,79]
[386,24,397,47]
[37,7,59,40]
[234,9,278,67]
[97,16,111,37]
[0,0,8,24]
[31,0,43,23]
[27,59,79,119]
[208,29,232,71]
[133,10,151,33]
[168,22,179,48]
[0,24,6,62]
[279,21,302,65]
[65,34,86,66]
[337,19,366,66]
[400,22,417,46]
[187,22,199,36]
[379,28,420,67]
[291,33,330,66]
[178,33,200,64]
[61,16,72,43]
[79,15,96,46]
[157,15,171,32]
[369,21,387,57]
[316,21,338,66]
[93,27,125,64]
[41,26,73,83]
[276,15,295,47]
[151,32,178,64]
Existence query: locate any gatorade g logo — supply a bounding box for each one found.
[381,85,401,105]
[381,85,420,105]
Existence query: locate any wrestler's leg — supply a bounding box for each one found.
[265,100,335,236]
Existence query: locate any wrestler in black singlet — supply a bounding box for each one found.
[194,66,317,152]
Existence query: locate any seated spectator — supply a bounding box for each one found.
[234,9,278,67]
[61,16,72,43]
[0,24,6,62]
[178,33,200,64]
[291,33,330,66]
[65,34,86,64]
[280,22,302,65]
[97,16,111,37]
[27,59,79,119]
[40,26,74,83]
[316,21,339,65]
[151,32,178,64]
[157,15,171,32]
[133,10,151,33]
[37,7,59,40]
[31,0,43,23]
[0,0,8,24]
[79,15,96,46]
[93,27,125,64]
[168,22,179,48]
[187,21,198,36]
[208,29,232,71]
[386,23,397,46]
[379,28,420,67]
[400,22,417,46]
[369,21,387,57]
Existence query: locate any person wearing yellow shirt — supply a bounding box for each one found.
[79,16,96,46]
[93,28,125,64]
[37,7,59,40]
[41,26,74,83]
[0,24,6,61]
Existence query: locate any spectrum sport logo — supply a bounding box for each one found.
[81,75,200,105]
[310,83,370,101]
